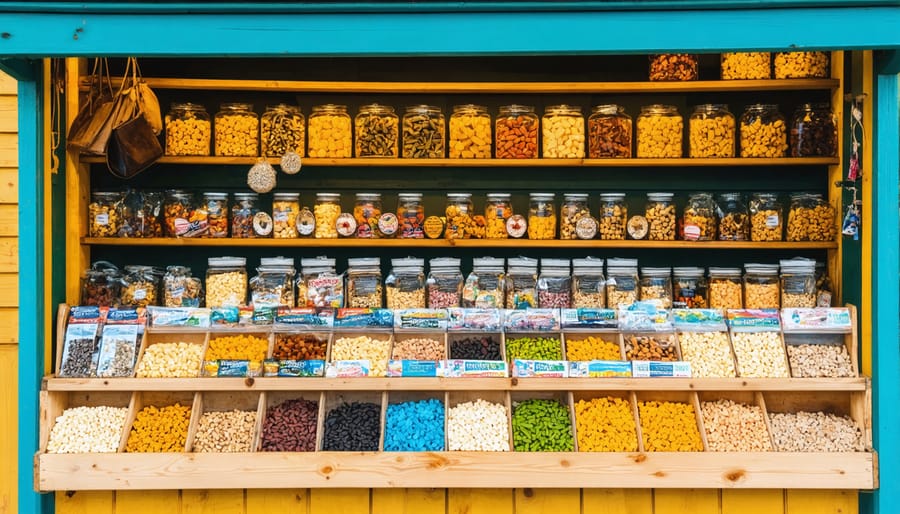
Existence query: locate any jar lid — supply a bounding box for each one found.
[261,257,295,267]
[563,193,589,201]
[600,193,626,200]
[486,193,511,200]
[693,103,730,112]
[473,257,505,269]
[796,102,832,112]
[313,103,348,112]
[752,192,779,200]
[359,103,395,114]
[166,189,192,199]
[171,102,206,111]
[430,257,461,269]
[499,104,535,114]
[234,192,259,200]
[208,257,247,267]
[673,267,704,277]
[220,102,253,111]
[447,193,472,200]
[530,193,555,201]
[165,265,191,275]
[780,258,815,272]
[92,191,122,199]
[273,192,300,200]
[708,267,741,277]
[453,104,488,113]
[265,104,300,114]
[718,192,743,201]
[641,104,678,115]
[790,192,822,200]
[541,258,570,269]
[641,267,672,277]
[317,192,341,200]
[607,258,638,268]
[302,256,336,268]
[398,193,423,201]
[355,193,382,201]
[744,263,779,275]
[348,257,381,268]
[405,104,442,113]
[745,103,779,112]
[591,104,625,115]
[391,257,425,268]
[647,192,674,201]
[507,256,538,269]
[573,257,605,269]
[203,192,228,200]
[545,104,582,114]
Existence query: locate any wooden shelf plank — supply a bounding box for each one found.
[81,237,838,250]
[79,156,839,167]
[44,377,869,392]
[36,451,875,491]
[80,77,840,94]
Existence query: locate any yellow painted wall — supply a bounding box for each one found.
[0,70,18,514]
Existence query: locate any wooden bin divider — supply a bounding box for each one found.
[696,390,774,451]
[568,390,642,453]
[561,330,625,361]
[445,390,512,452]
[320,390,387,451]
[187,391,265,453]
[38,390,134,453]
[119,390,196,453]
[257,391,326,452]
[633,390,708,452]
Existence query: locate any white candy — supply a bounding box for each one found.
[46,406,128,453]
[447,399,510,451]
[731,331,790,378]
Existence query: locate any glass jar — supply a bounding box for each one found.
[542,105,585,158]
[402,105,445,158]
[308,104,352,158]
[347,257,384,309]
[689,104,735,158]
[201,192,229,238]
[743,263,780,309]
[120,265,161,308]
[398,193,425,239]
[272,192,301,239]
[119,190,163,238]
[232,192,259,238]
[749,193,783,242]
[165,102,211,156]
[645,192,676,241]
[791,103,838,157]
[528,193,557,240]
[537,258,572,309]
[299,257,343,308]
[717,192,750,241]
[787,192,836,242]
[88,192,123,238]
[572,257,606,308]
[80,262,122,307]
[673,267,707,308]
[314,193,342,239]
[206,257,247,307]
[682,192,717,241]
[721,52,772,80]
[606,258,639,308]
[353,193,383,238]
[386,257,426,309]
[588,104,632,158]
[427,257,464,308]
[774,51,830,79]
[506,257,538,309]
[649,54,699,81]
[495,104,538,159]
[637,105,683,158]
[449,104,491,159]
[640,267,673,308]
[164,190,206,238]
[485,193,512,239]
[708,267,743,310]
[598,193,627,240]
[815,262,834,307]
[740,104,788,158]
[780,258,816,308]
[261,104,305,158]
[250,257,296,308]
[445,193,476,240]
[163,265,202,308]
[214,103,259,157]
[355,103,399,158]
[560,193,590,240]
[462,257,506,308]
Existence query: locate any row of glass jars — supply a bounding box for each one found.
[164,101,837,159]
[89,189,836,243]
[649,51,830,81]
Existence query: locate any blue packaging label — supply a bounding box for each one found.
[512,359,568,378]
[334,308,394,328]
[278,359,326,377]
[631,360,692,377]
[394,309,449,330]
[387,360,440,377]
[568,360,633,378]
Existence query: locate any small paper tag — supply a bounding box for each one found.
[631,361,692,378]
[512,359,568,378]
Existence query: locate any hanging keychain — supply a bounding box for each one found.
[842,186,861,240]
[847,97,864,181]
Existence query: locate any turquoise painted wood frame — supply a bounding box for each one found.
[0,4,898,514]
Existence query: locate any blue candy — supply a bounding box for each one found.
[383,399,445,451]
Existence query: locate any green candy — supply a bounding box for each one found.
[505,336,563,362]
[511,399,574,452]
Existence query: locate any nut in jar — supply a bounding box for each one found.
[272,193,301,239]
[606,259,639,308]
[485,193,512,239]
[707,267,743,310]
[308,104,352,158]
[598,193,627,240]
[120,265,161,308]
[353,193,383,238]
[749,192,783,242]
[720,52,771,80]
[165,103,211,156]
[637,104,683,158]
[261,104,305,158]
[355,104,399,158]
[449,104,491,159]
[89,192,123,238]
[649,54,698,81]
[164,190,208,238]
[787,193,836,242]
[163,265,202,307]
[743,263,780,309]
[560,193,590,240]
[445,193,479,239]
[402,105,445,158]
[681,192,717,241]
[791,103,837,158]
[201,192,229,238]
[315,193,342,239]
[645,192,676,241]
[588,104,632,158]
[495,105,538,159]
[640,267,673,309]
[542,105,585,159]
[214,103,259,157]
[206,257,248,308]
[689,104,735,158]
[716,192,749,241]
[774,51,830,79]
[231,192,259,238]
[740,104,788,158]
[780,258,816,308]
[528,193,557,240]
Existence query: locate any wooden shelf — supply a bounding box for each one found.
[79,156,839,167]
[81,237,838,250]
[36,451,875,491]
[81,77,840,94]
[44,377,869,392]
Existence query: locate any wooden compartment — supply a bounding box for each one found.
[763,390,872,451]
[390,331,447,360]
[271,330,331,361]
[39,390,133,453]
[320,391,386,451]
[561,330,625,361]
[187,391,264,453]
[383,391,446,451]
[633,391,707,452]
[446,390,512,452]
[329,330,394,377]
[258,391,325,452]
[447,332,505,361]
[503,332,564,362]
[730,329,791,378]
[674,329,738,378]
[121,390,196,452]
[509,390,575,452]
[696,391,774,452]
[205,330,272,362]
[622,332,681,362]
[134,329,209,378]
[568,390,641,452]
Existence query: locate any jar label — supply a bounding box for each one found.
[253,212,274,236]
[133,289,147,301]
[273,212,289,222]
[627,216,649,240]
[575,217,598,240]
[174,217,208,237]
[423,216,444,239]
[683,224,701,241]
[765,215,780,228]
[298,210,316,236]
[506,214,527,238]
[336,213,357,237]
[95,213,109,226]
[377,213,399,235]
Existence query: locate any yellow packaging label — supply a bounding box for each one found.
[424,216,445,239]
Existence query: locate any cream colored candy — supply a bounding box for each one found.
[447,399,510,451]
[47,406,128,453]
[331,335,392,377]
[731,331,789,378]
[678,331,736,378]
[136,342,205,378]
